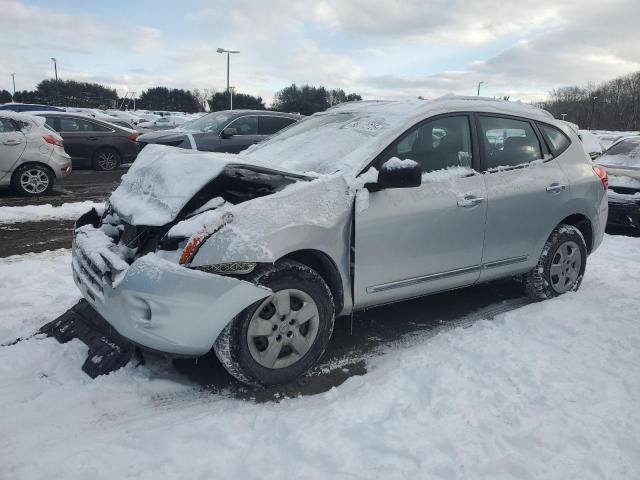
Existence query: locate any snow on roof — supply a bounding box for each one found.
[0,110,47,127]
[327,96,554,122]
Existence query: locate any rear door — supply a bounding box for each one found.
[0,118,27,179]
[354,114,488,308]
[58,117,113,163]
[477,114,570,281]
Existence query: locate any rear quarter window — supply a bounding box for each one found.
[539,123,571,156]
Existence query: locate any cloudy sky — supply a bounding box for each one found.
[1,0,639,105]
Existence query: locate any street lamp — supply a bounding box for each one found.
[216,47,240,110]
[229,86,236,110]
[50,57,59,103]
[590,96,599,129]
[477,81,484,96]
[561,113,567,121]
[10,73,15,101]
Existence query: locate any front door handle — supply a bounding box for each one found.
[546,183,567,193]
[457,194,485,208]
[87,136,98,141]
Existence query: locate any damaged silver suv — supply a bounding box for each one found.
[70,97,608,386]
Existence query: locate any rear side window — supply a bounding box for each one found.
[0,118,17,132]
[44,116,59,131]
[540,124,571,155]
[258,116,296,135]
[59,117,111,132]
[479,116,542,169]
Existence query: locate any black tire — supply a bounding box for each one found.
[214,260,335,387]
[92,148,121,171]
[10,163,54,196]
[524,224,587,301]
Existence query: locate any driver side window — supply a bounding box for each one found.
[379,115,473,173]
[227,116,258,135]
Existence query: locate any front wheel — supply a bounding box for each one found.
[214,260,335,387]
[524,224,587,300]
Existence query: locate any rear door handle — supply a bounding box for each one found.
[3,139,20,145]
[546,183,567,193]
[457,194,485,208]
[87,136,98,141]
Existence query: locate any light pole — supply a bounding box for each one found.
[477,81,484,96]
[10,73,15,100]
[590,96,598,129]
[229,86,236,110]
[50,57,59,103]
[216,47,240,110]
[561,113,567,121]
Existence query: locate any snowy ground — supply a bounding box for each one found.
[1,235,640,479]
[0,201,102,224]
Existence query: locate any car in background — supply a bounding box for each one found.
[137,110,300,153]
[137,116,188,131]
[106,110,141,126]
[34,112,139,171]
[0,103,65,113]
[595,135,640,230]
[0,111,71,196]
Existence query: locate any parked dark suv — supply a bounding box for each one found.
[35,112,139,171]
[137,110,300,153]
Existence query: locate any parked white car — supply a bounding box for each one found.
[138,116,187,131]
[106,110,141,126]
[0,111,71,195]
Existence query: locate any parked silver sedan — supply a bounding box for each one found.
[70,97,607,386]
[0,111,71,195]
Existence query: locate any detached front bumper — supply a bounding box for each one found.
[71,221,271,357]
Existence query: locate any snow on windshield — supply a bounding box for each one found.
[244,112,396,175]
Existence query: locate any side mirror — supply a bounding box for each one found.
[220,127,238,139]
[373,158,422,190]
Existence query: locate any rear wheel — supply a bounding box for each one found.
[11,164,54,196]
[214,260,335,387]
[524,224,587,300]
[92,148,121,171]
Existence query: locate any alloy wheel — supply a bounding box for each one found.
[247,289,320,369]
[97,151,118,170]
[550,240,582,293]
[19,168,50,194]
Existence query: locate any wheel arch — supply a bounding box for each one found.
[558,213,593,253]
[10,161,55,182]
[279,249,345,315]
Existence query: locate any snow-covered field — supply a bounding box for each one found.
[0,201,103,224]
[1,235,640,479]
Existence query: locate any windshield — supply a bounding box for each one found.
[244,112,394,175]
[600,136,640,168]
[180,111,233,133]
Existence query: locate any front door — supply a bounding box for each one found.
[217,116,263,153]
[354,114,488,308]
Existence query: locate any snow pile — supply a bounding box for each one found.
[0,201,102,224]
[609,175,640,189]
[1,235,640,478]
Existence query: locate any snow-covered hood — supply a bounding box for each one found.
[109,144,310,226]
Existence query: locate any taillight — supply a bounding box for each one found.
[127,133,138,142]
[43,134,63,147]
[592,165,608,190]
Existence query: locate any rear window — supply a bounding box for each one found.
[540,124,571,155]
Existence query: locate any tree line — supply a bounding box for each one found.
[0,79,362,115]
[540,70,640,130]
